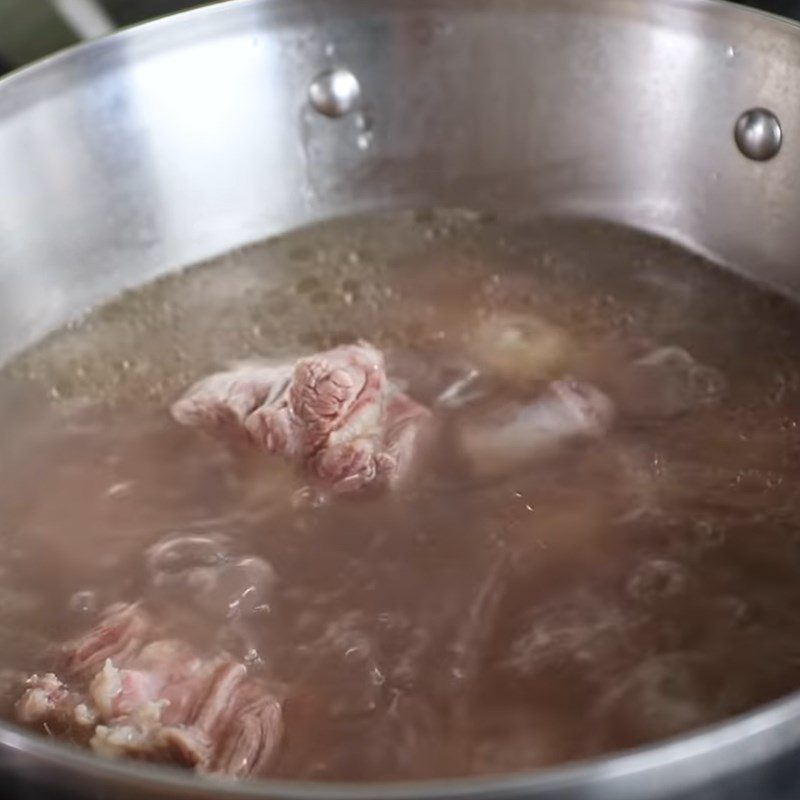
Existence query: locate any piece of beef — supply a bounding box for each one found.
[172,342,432,494]
[453,379,615,481]
[172,362,292,451]
[173,342,619,492]
[15,603,282,778]
[16,672,78,727]
[61,601,151,680]
[574,341,727,423]
[145,534,276,621]
[617,346,727,420]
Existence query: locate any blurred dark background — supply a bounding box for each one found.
[0,0,797,78]
[0,1,212,75]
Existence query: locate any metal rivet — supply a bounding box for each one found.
[308,67,361,118]
[734,107,782,161]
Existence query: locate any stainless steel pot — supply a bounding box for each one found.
[2,0,800,797]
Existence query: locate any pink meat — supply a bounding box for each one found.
[172,363,292,450]
[212,682,282,776]
[171,342,432,493]
[61,601,151,679]
[15,603,283,778]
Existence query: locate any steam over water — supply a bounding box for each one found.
[2,210,800,780]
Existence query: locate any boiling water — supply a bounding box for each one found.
[3,210,800,780]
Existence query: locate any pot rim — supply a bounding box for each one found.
[4,683,800,798]
[3,0,800,796]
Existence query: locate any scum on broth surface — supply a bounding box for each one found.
[2,210,800,778]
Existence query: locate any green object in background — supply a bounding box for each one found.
[0,0,78,70]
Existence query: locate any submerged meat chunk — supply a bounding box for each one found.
[62,601,151,680]
[172,342,432,493]
[146,534,276,621]
[621,346,727,419]
[586,343,727,422]
[15,603,282,778]
[455,379,615,480]
[173,342,620,490]
[384,346,486,409]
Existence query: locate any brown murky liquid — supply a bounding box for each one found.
[2,210,800,781]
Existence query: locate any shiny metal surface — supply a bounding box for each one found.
[735,107,783,160]
[3,0,800,797]
[2,0,800,367]
[308,66,361,118]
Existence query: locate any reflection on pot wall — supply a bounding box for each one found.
[6,0,800,368]
[0,0,798,77]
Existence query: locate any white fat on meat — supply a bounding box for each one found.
[15,673,70,724]
[14,603,283,778]
[456,379,615,479]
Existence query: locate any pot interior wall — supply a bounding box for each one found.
[5,4,800,800]
[1,0,800,364]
